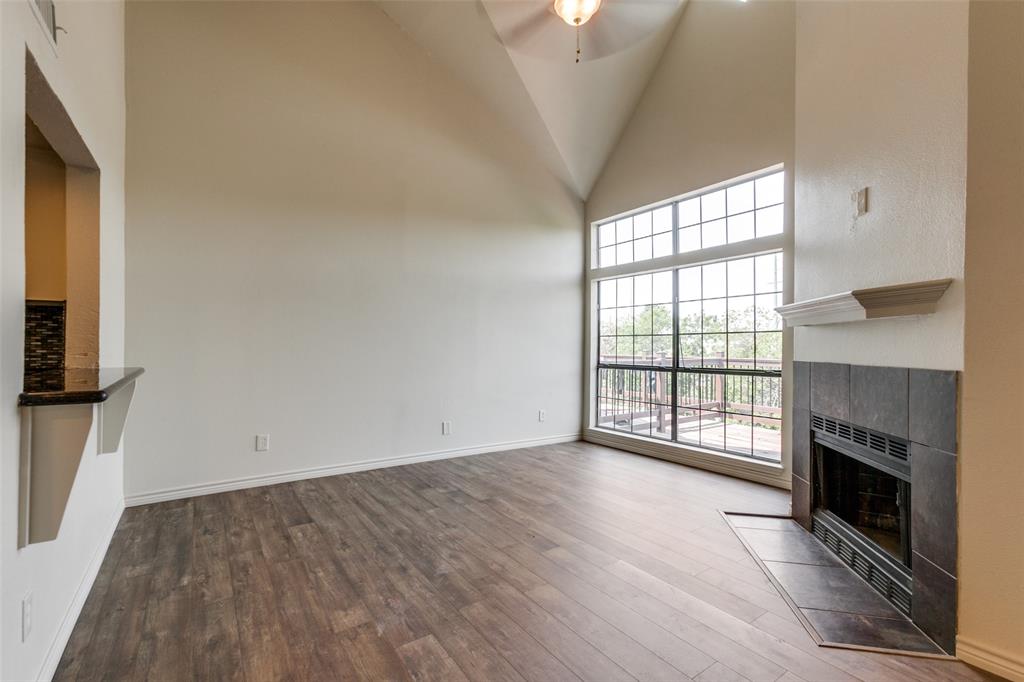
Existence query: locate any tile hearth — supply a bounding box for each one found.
[726,513,945,656]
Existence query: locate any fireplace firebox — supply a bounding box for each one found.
[811,413,913,614]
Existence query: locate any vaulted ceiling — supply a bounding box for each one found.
[376,0,687,199]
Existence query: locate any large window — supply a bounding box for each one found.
[593,170,785,463]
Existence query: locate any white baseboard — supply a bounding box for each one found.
[956,636,1024,682]
[125,433,581,507]
[584,428,790,490]
[36,502,124,682]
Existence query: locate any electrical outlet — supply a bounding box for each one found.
[255,434,270,452]
[441,421,452,436]
[22,593,32,642]
[538,409,546,422]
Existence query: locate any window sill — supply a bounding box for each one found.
[584,427,790,490]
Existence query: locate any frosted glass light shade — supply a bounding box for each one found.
[553,0,602,26]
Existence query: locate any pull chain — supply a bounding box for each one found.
[575,19,581,63]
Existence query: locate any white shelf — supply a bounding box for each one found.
[776,279,953,327]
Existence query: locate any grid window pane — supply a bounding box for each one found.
[703,219,727,248]
[679,266,701,300]
[653,304,673,334]
[653,232,673,258]
[702,190,726,221]
[597,369,673,439]
[633,237,653,261]
[616,218,633,243]
[756,204,784,237]
[728,296,755,332]
[679,197,700,227]
[755,171,785,208]
[595,170,785,464]
[652,271,673,303]
[728,212,755,243]
[727,181,755,214]
[679,226,701,253]
[634,211,652,238]
[653,206,672,233]
[678,301,701,333]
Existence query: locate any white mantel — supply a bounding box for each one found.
[776,279,954,327]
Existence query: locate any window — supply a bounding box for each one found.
[592,170,785,463]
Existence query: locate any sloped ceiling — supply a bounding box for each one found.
[376,0,686,199]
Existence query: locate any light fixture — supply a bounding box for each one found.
[553,0,602,63]
[553,0,602,27]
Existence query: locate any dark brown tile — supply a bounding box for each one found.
[792,475,811,530]
[793,361,810,410]
[765,561,903,618]
[811,363,850,421]
[850,365,909,438]
[800,608,943,654]
[738,528,842,566]
[909,369,958,452]
[727,515,803,532]
[912,552,957,654]
[911,443,957,576]
[792,408,810,482]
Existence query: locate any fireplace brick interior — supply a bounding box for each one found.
[792,361,958,654]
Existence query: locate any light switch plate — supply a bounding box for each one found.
[852,187,869,218]
[22,593,32,642]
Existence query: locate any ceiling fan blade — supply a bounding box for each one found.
[581,0,681,60]
[498,4,557,48]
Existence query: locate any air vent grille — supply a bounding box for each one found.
[810,414,909,462]
[813,521,912,615]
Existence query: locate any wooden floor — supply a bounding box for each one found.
[55,442,993,681]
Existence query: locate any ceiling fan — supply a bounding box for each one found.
[483,0,681,63]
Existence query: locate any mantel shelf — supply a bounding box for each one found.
[776,279,953,327]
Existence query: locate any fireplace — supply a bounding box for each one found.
[811,414,913,613]
[792,363,959,653]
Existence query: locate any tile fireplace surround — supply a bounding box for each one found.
[792,361,959,654]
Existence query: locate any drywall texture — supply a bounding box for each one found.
[958,1,1024,678]
[124,2,583,499]
[793,1,968,370]
[0,2,126,680]
[586,0,795,221]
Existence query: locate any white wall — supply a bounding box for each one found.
[586,0,795,223]
[583,0,795,487]
[959,1,1024,677]
[793,1,968,370]
[123,1,583,502]
[0,2,126,680]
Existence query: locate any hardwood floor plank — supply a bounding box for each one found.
[396,634,471,682]
[228,549,296,682]
[461,600,581,682]
[343,622,414,682]
[54,443,988,682]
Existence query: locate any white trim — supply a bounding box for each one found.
[585,428,790,490]
[588,234,786,282]
[956,636,1024,682]
[25,0,59,56]
[36,502,124,682]
[776,279,953,327]
[125,433,582,507]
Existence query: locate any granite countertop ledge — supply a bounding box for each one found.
[19,367,144,407]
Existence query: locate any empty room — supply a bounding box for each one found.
[1,0,1022,680]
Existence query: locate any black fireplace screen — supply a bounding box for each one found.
[816,443,911,568]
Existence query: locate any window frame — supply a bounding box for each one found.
[584,165,792,488]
